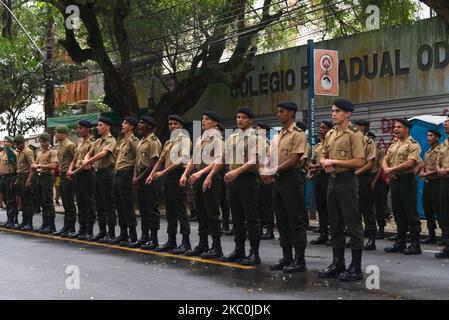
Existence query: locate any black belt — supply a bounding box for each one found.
[95,167,113,173]
[329,170,354,178]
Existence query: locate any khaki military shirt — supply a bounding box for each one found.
[272,123,306,169]
[159,132,191,169]
[16,147,35,175]
[88,133,117,170]
[225,128,265,173]
[384,136,421,174]
[115,134,139,171]
[0,149,17,175]
[74,137,94,169]
[372,145,385,174]
[299,142,311,173]
[423,145,440,173]
[136,133,162,172]
[437,139,449,170]
[321,126,365,174]
[311,142,323,165]
[57,139,76,173]
[36,147,58,174]
[193,129,224,171]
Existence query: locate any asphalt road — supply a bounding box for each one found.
[1,211,448,300]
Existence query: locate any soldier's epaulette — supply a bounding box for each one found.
[151,135,157,141]
[132,136,139,141]
[366,137,373,144]
[349,126,358,133]
[293,126,303,133]
[410,138,417,144]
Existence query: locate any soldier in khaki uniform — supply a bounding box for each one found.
[261,101,308,273]
[318,99,365,282]
[417,129,442,244]
[129,116,162,249]
[367,131,387,239]
[31,132,59,234]
[436,117,449,258]
[54,126,77,237]
[353,120,377,251]
[67,120,96,240]
[180,111,224,258]
[83,117,117,242]
[382,118,422,255]
[0,136,18,229]
[13,135,35,231]
[109,117,140,246]
[309,120,333,245]
[207,108,266,265]
[146,115,191,252]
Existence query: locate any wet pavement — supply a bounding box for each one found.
[1,211,449,300]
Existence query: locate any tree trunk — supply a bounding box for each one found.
[44,6,55,127]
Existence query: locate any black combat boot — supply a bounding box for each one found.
[70,223,86,239]
[221,244,245,262]
[200,236,223,259]
[403,233,422,255]
[384,237,406,253]
[225,227,235,236]
[185,235,209,256]
[364,231,376,251]
[40,217,56,234]
[388,233,399,241]
[318,248,346,278]
[170,234,192,254]
[435,246,449,259]
[155,234,177,252]
[141,229,159,250]
[269,246,293,271]
[99,225,116,243]
[282,247,306,273]
[339,249,363,281]
[376,226,385,239]
[325,238,333,246]
[62,222,76,238]
[241,245,262,266]
[87,224,107,242]
[261,224,275,240]
[120,226,137,247]
[421,228,437,244]
[21,216,34,232]
[128,228,149,248]
[310,233,328,245]
[107,227,127,245]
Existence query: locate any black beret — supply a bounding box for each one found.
[257,123,271,131]
[354,119,370,127]
[296,121,307,132]
[237,107,254,119]
[333,98,354,112]
[168,114,184,125]
[394,118,413,129]
[203,111,222,123]
[13,135,25,144]
[78,120,92,128]
[321,120,334,129]
[429,129,442,138]
[124,116,139,126]
[140,116,156,127]
[277,101,298,112]
[98,116,113,126]
[367,131,376,139]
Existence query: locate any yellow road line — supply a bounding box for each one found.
[0,227,256,270]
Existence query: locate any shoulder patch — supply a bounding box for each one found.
[151,135,157,141]
[350,126,358,133]
[293,126,303,133]
[366,138,372,144]
[410,138,417,144]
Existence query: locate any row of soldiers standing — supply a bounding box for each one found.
[2,98,449,281]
